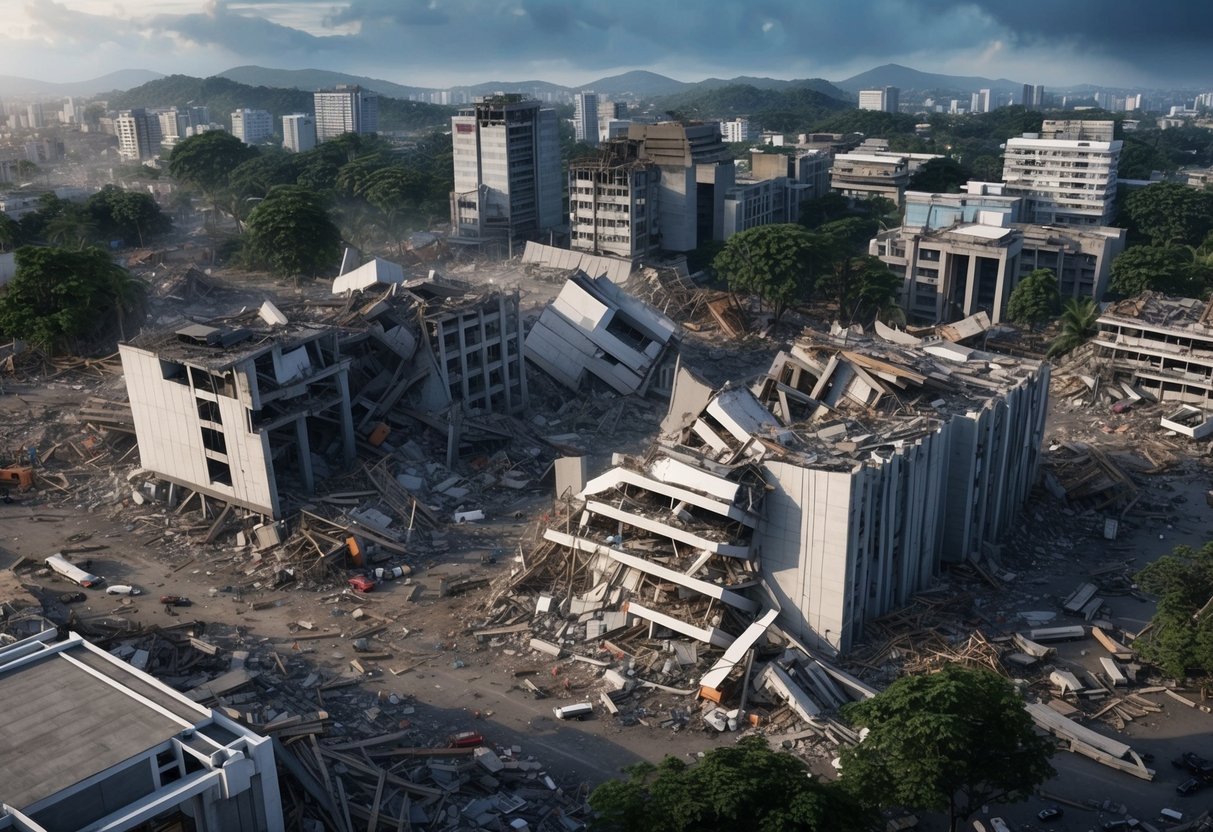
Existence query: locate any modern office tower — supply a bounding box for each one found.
[449,95,562,248]
[313,85,379,142]
[231,108,273,144]
[573,91,599,145]
[282,113,317,152]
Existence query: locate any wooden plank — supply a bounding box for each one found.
[367,770,387,831]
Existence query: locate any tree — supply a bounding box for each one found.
[823,255,903,324]
[589,736,870,832]
[1047,297,1099,358]
[0,213,21,252]
[86,185,171,247]
[713,224,832,325]
[358,165,438,253]
[1134,542,1213,680]
[1109,245,1211,297]
[169,132,258,222]
[907,157,968,193]
[1007,268,1061,328]
[1122,182,1213,248]
[243,185,341,280]
[0,246,140,353]
[839,665,1054,832]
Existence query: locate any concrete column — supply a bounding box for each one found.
[962,255,978,316]
[498,294,513,412]
[335,367,355,468]
[294,417,314,494]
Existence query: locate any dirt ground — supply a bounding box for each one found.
[3,258,1213,827]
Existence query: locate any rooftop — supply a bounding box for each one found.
[125,322,330,371]
[0,632,208,811]
[1098,292,1213,335]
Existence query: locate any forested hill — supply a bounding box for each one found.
[649,83,852,134]
[105,75,453,133]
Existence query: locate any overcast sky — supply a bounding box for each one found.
[2,0,1210,89]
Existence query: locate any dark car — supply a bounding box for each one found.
[1176,778,1202,797]
[1037,806,1064,822]
[1173,752,1213,781]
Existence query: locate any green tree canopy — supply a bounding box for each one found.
[821,254,902,324]
[839,664,1054,832]
[0,246,143,353]
[1109,245,1211,297]
[169,131,259,198]
[1007,268,1061,328]
[85,185,172,247]
[589,736,870,832]
[0,212,22,252]
[1122,182,1213,248]
[907,157,969,194]
[1134,542,1213,679]
[713,224,832,325]
[1047,297,1100,358]
[243,185,341,280]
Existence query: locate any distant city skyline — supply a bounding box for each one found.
[2,0,1211,90]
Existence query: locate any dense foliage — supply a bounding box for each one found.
[652,84,851,133]
[713,224,833,324]
[839,665,1055,832]
[1135,543,1213,679]
[1121,182,1213,248]
[1047,297,1100,358]
[1109,245,1212,297]
[589,736,870,832]
[243,186,341,279]
[0,246,144,351]
[1006,268,1061,328]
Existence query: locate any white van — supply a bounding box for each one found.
[552,703,593,721]
[1160,808,1183,823]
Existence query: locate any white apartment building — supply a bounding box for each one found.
[449,95,562,247]
[157,108,191,148]
[721,176,806,238]
[115,108,162,161]
[1002,123,1122,226]
[282,113,316,153]
[231,108,273,145]
[313,85,379,142]
[573,91,599,145]
[720,118,752,143]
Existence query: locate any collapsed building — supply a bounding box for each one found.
[519,322,1048,678]
[118,273,532,520]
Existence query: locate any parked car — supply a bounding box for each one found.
[1173,752,1213,781]
[347,575,375,593]
[1176,778,1202,797]
[1037,806,1063,822]
[447,731,484,748]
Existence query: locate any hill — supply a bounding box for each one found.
[837,63,1022,95]
[581,70,693,98]
[217,66,434,101]
[108,75,452,133]
[0,69,163,98]
[649,83,852,133]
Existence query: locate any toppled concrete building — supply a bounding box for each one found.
[525,272,680,397]
[120,323,357,519]
[530,323,1049,659]
[0,630,283,832]
[120,275,529,519]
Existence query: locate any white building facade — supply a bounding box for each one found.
[231,109,273,145]
[1002,133,1122,226]
[313,85,379,142]
[282,113,316,153]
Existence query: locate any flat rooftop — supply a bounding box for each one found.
[125,322,329,371]
[1098,292,1213,335]
[0,635,207,811]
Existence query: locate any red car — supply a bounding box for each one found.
[347,575,375,593]
[159,595,192,606]
[448,731,484,748]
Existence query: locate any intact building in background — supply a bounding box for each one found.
[719,118,752,143]
[449,95,562,248]
[115,108,162,160]
[858,86,900,113]
[573,91,599,145]
[231,108,273,145]
[313,85,379,142]
[1002,119,1122,226]
[282,113,316,153]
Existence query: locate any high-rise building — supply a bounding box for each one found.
[282,113,316,153]
[26,102,45,129]
[573,91,599,145]
[858,87,900,113]
[1032,85,1046,108]
[115,108,162,160]
[449,95,562,247]
[971,88,992,114]
[157,108,190,148]
[1021,84,1033,108]
[719,118,751,143]
[231,108,273,144]
[313,85,379,142]
[1002,120,1121,226]
[568,139,660,260]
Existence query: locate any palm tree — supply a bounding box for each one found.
[1047,297,1099,358]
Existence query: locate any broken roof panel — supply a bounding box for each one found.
[331,257,406,294]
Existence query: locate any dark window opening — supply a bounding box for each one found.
[207,458,232,486]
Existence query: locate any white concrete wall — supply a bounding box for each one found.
[120,345,278,516]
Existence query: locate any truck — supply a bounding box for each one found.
[45,553,102,588]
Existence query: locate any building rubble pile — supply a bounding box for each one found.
[0,591,593,832]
